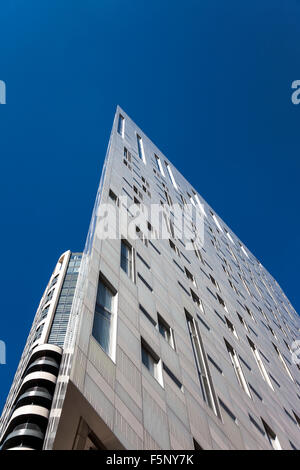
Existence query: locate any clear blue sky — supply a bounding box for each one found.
[0,0,300,411]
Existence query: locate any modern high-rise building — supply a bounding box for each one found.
[1,107,300,450]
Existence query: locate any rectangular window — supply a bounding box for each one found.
[210,274,220,291]
[92,276,117,359]
[154,154,165,176]
[164,190,173,206]
[193,191,206,217]
[237,312,249,332]
[186,311,221,417]
[120,239,134,281]
[261,419,282,450]
[117,114,124,136]
[272,343,294,382]
[165,162,178,190]
[191,290,204,313]
[141,339,162,384]
[216,293,225,307]
[247,337,274,391]
[225,340,251,398]
[137,134,146,163]
[225,316,238,339]
[109,189,118,206]
[158,314,175,349]
[193,438,203,450]
[192,241,204,264]
[211,213,223,232]
[185,267,196,286]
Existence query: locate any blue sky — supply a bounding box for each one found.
[0,0,300,411]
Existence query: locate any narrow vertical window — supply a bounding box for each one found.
[272,343,294,382]
[137,134,146,163]
[192,191,206,217]
[225,229,235,244]
[117,114,124,137]
[225,316,238,339]
[120,239,134,281]
[247,337,274,390]
[211,213,223,232]
[165,162,178,190]
[141,339,163,384]
[261,420,282,450]
[92,276,117,359]
[191,290,204,313]
[186,311,221,417]
[158,314,175,349]
[187,192,196,207]
[154,154,165,176]
[225,340,251,398]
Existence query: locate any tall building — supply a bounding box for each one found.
[1,107,300,450]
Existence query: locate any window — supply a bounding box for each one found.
[185,267,196,286]
[164,190,173,206]
[192,191,206,217]
[109,189,118,206]
[193,438,203,450]
[216,293,227,311]
[209,274,220,291]
[225,316,238,339]
[225,230,235,244]
[211,213,223,232]
[225,340,251,398]
[244,304,255,321]
[192,241,204,264]
[272,343,294,382]
[293,411,300,427]
[141,339,162,384]
[92,276,117,359]
[247,337,274,391]
[261,419,282,450]
[117,114,124,136]
[191,290,204,313]
[137,134,146,163]
[158,314,175,349]
[120,239,134,281]
[237,312,249,332]
[154,154,165,176]
[169,239,180,256]
[187,192,196,207]
[165,162,178,190]
[186,312,221,417]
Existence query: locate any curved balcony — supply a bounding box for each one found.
[27,344,62,368]
[14,386,52,410]
[23,356,60,378]
[1,422,44,450]
[18,371,57,397]
[1,405,49,449]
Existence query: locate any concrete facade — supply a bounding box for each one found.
[1,107,300,450]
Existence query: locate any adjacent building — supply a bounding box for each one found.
[1,107,300,450]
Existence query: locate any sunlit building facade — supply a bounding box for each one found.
[1,107,300,450]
